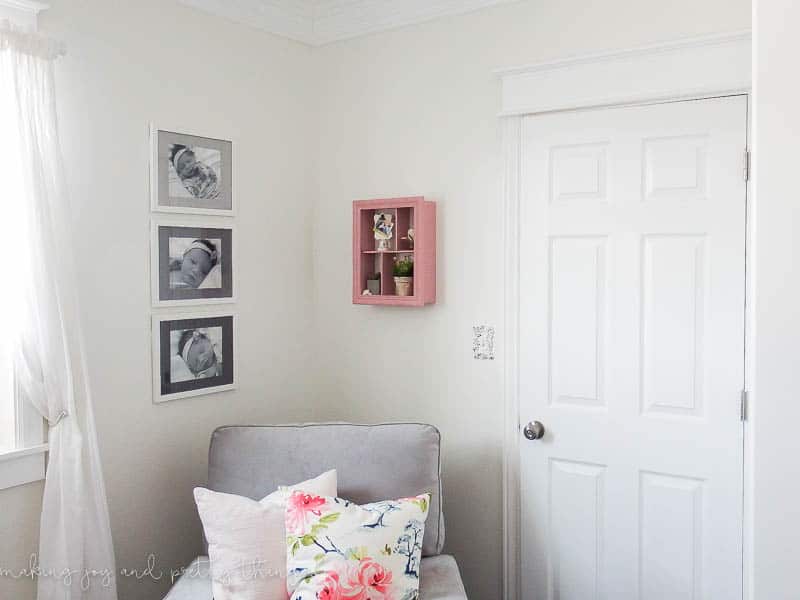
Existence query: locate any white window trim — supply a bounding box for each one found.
[0,382,47,490]
[0,444,47,490]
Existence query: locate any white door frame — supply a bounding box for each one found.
[498,30,753,600]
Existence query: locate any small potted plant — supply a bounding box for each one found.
[393,257,414,296]
[366,273,381,295]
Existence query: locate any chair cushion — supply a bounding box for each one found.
[163,557,212,600]
[208,423,445,556]
[163,555,467,600]
[419,555,468,599]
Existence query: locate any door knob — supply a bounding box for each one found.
[523,421,545,441]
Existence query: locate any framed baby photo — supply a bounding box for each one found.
[150,218,235,306]
[152,312,236,403]
[150,124,234,215]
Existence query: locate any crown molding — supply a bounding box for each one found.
[0,0,49,29]
[178,0,316,44]
[0,0,48,11]
[311,0,520,45]
[177,0,520,46]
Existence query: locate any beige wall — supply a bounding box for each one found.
[0,0,321,599]
[0,1,753,599]
[0,482,41,599]
[751,0,800,597]
[312,1,750,598]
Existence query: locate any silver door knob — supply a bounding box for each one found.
[523,421,545,441]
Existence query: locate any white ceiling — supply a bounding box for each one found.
[177,0,520,46]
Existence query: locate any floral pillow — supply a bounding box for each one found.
[285,491,431,600]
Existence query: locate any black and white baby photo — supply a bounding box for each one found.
[153,129,233,213]
[169,237,222,290]
[154,314,235,401]
[168,144,221,202]
[170,327,224,382]
[153,223,233,304]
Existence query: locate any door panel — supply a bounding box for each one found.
[519,96,747,600]
[550,459,605,600]
[641,234,707,416]
[639,471,704,600]
[549,236,607,408]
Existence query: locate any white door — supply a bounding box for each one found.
[519,96,747,600]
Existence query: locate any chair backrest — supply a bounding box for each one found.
[208,422,445,556]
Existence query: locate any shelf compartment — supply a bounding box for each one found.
[395,206,414,252]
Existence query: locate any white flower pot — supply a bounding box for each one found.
[394,276,413,297]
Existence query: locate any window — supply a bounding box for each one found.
[0,335,45,491]
[0,344,12,453]
[0,342,43,458]
[0,342,13,453]
[0,28,46,489]
[0,249,46,488]
[0,49,24,451]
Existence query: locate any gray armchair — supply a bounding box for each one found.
[163,422,468,599]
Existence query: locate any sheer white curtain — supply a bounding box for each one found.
[0,20,117,600]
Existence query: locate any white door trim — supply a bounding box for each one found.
[499,31,752,600]
[496,30,751,117]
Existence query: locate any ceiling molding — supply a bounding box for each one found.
[0,0,48,29]
[178,0,316,44]
[177,0,520,46]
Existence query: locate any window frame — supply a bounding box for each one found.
[0,379,46,490]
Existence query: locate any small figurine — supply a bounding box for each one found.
[373,212,394,251]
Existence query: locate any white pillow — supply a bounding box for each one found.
[194,470,337,600]
[285,491,430,600]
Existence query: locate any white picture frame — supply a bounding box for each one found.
[150,216,236,307]
[151,311,237,403]
[149,123,236,216]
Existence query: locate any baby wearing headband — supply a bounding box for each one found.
[171,239,220,289]
[176,329,221,379]
[169,144,220,201]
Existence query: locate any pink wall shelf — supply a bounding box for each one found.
[353,197,436,306]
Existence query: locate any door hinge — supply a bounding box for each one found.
[740,389,749,421]
[743,149,751,182]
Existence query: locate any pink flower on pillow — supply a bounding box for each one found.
[341,558,394,600]
[316,571,342,600]
[286,491,327,535]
